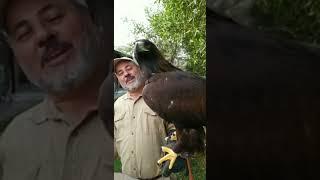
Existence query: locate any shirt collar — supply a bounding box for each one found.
[31,97,63,124]
[32,96,98,125]
[123,92,142,101]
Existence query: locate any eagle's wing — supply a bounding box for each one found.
[142,71,206,129]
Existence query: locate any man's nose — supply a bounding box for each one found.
[35,25,57,48]
[123,71,130,77]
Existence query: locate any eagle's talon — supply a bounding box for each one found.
[157,146,178,170]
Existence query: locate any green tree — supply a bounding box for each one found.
[116,16,187,69]
[129,0,206,76]
[152,0,206,76]
[115,45,134,57]
[253,0,320,45]
[208,0,320,46]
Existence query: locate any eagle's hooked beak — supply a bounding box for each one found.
[134,41,150,52]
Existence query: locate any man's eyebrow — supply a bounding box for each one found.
[37,4,57,15]
[116,69,122,74]
[10,4,57,34]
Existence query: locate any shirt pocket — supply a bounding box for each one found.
[114,112,127,141]
[91,155,113,180]
[143,109,164,135]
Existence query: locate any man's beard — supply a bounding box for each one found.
[33,23,104,95]
[121,70,148,92]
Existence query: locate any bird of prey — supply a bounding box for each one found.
[207,6,320,179]
[133,39,181,77]
[132,39,206,169]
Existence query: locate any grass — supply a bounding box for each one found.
[175,153,206,180]
[114,158,122,172]
[114,153,206,180]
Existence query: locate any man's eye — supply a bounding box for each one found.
[16,29,31,41]
[48,14,63,23]
[117,72,123,76]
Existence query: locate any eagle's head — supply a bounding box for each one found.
[132,39,163,76]
[133,39,157,52]
[132,39,176,76]
[133,39,164,64]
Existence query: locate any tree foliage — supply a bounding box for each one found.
[253,0,320,45]
[129,0,206,76]
[132,18,186,67]
[115,44,134,57]
[207,0,320,45]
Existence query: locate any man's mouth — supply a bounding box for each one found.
[125,76,135,84]
[41,43,73,68]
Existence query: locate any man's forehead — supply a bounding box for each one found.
[6,0,64,18]
[115,61,136,71]
[5,0,86,15]
[6,0,70,16]
[5,0,70,32]
[0,0,87,35]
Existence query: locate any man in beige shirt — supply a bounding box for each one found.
[114,57,175,180]
[0,0,113,179]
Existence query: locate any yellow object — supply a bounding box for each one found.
[157,146,178,169]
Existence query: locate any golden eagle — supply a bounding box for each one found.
[207,7,320,179]
[133,39,206,169]
[133,39,180,77]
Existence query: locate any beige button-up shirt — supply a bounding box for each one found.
[114,93,175,179]
[0,97,113,180]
